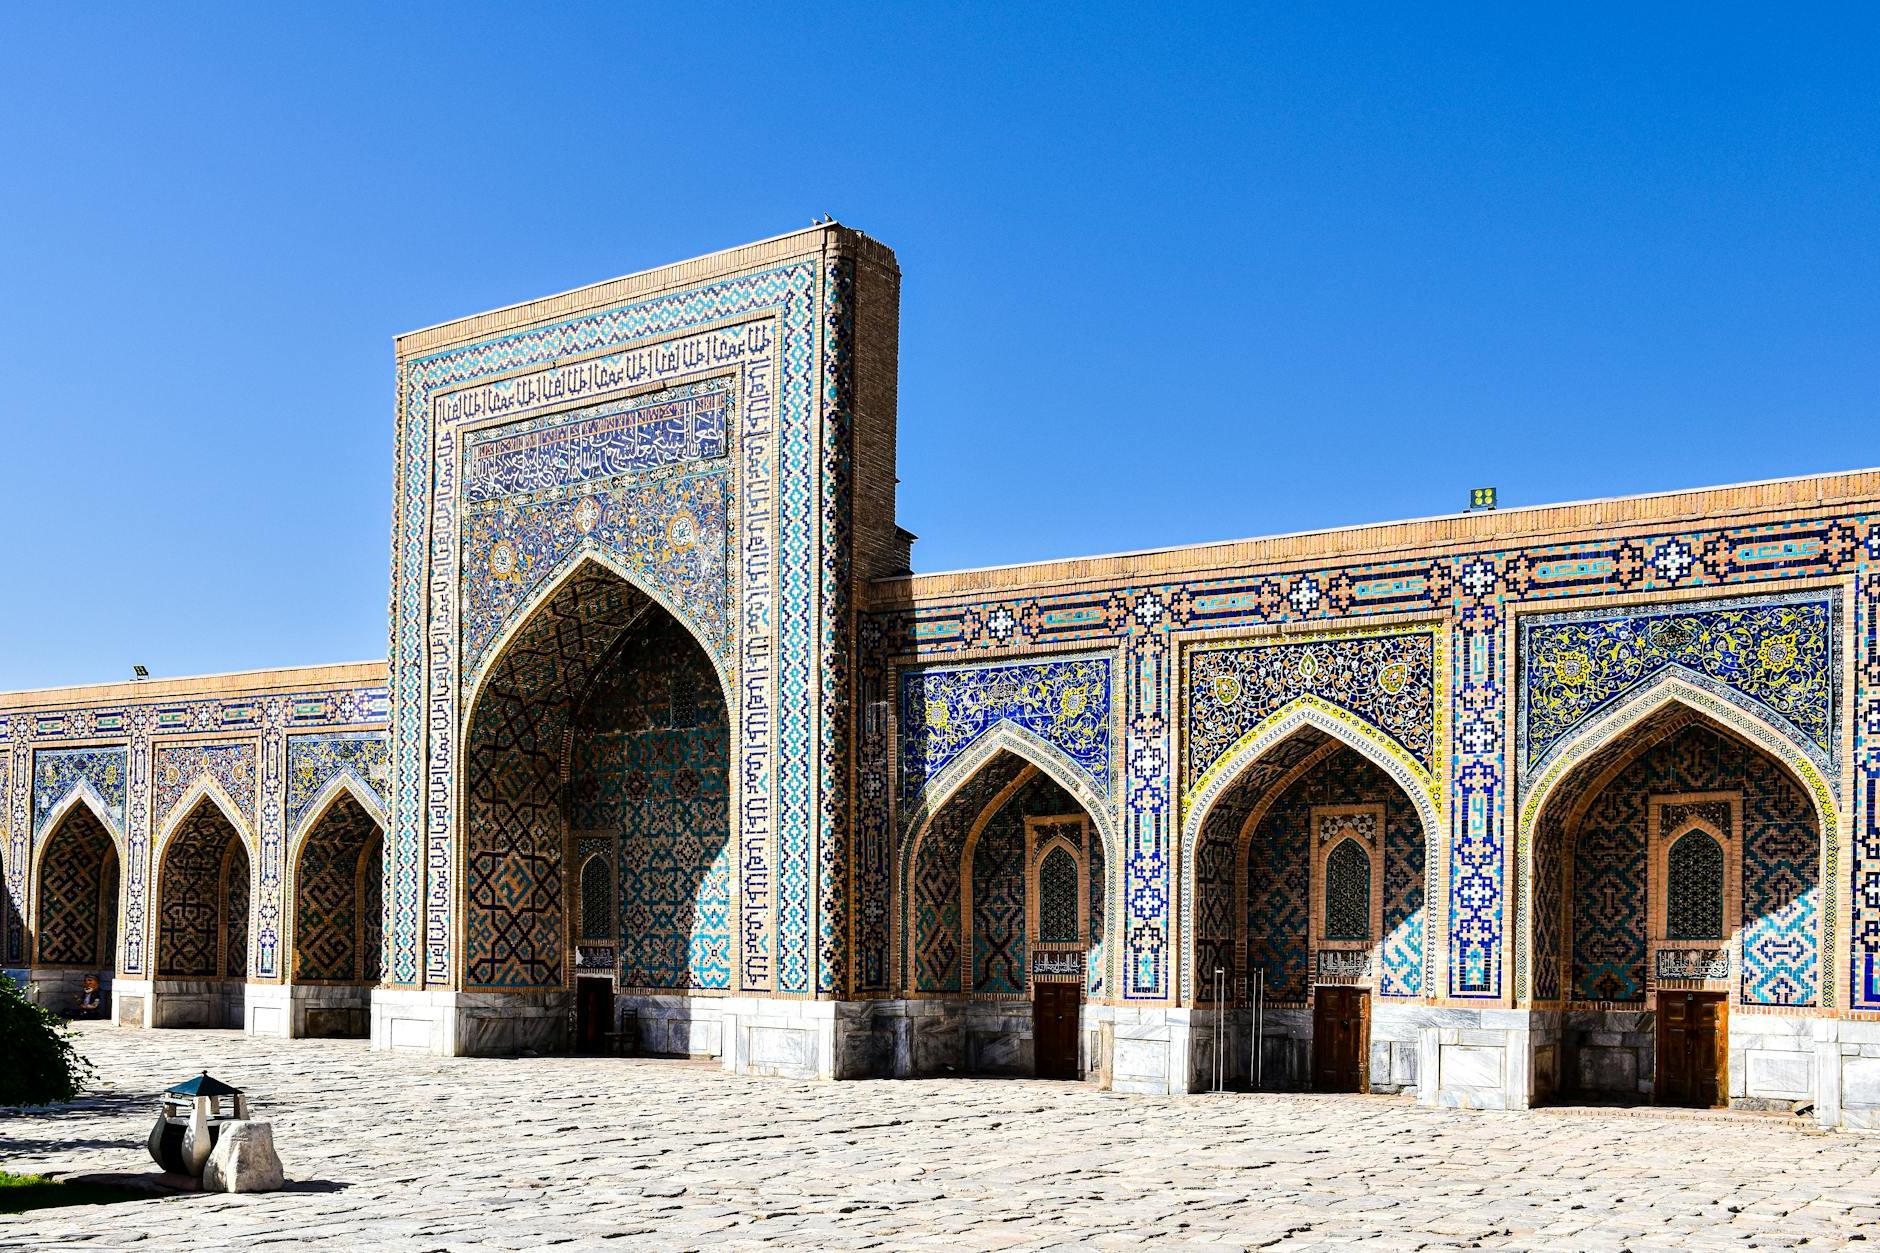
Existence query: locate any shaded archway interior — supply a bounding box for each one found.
[154,797,252,1030]
[1189,725,1429,1093]
[293,791,385,985]
[1527,705,1820,1103]
[462,562,732,1003]
[901,749,1107,1078]
[35,803,120,972]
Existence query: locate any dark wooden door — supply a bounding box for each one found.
[575,977,612,1055]
[1658,991,1727,1108]
[1033,981,1082,1079]
[1312,986,1367,1092]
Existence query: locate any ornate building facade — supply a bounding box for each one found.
[5,225,1879,1127]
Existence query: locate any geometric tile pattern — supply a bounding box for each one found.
[1557,722,1818,1007]
[869,494,1868,1006]
[1571,782,1647,1003]
[2,683,386,980]
[292,790,384,983]
[1038,846,1079,945]
[1087,834,1106,996]
[156,800,250,979]
[396,258,825,998]
[1666,829,1725,940]
[970,780,1033,994]
[1189,730,1330,1002]
[462,566,653,990]
[34,803,118,967]
[908,754,1030,994]
[1323,838,1370,941]
[570,611,731,992]
[1244,746,1426,1005]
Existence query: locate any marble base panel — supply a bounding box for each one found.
[1728,1011,1816,1114]
[370,988,571,1057]
[149,978,245,1030]
[625,994,883,1081]
[1417,1008,1546,1111]
[371,988,870,1081]
[111,977,151,1027]
[244,982,372,1039]
[1560,1010,1653,1101]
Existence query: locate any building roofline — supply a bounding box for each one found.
[395,222,895,357]
[874,465,1880,601]
[0,659,388,711]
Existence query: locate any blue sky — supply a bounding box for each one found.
[1,6,1874,689]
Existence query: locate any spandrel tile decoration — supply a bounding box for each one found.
[5,224,1880,1124]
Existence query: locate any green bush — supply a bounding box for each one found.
[0,974,94,1105]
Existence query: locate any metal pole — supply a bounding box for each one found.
[1212,967,1225,1092]
[1252,968,1265,1091]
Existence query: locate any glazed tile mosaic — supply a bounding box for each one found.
[4,227,1878,1119]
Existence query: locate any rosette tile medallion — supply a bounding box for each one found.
[0,224,1877,1125]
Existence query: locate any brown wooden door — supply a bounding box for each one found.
[1033,981,1082,1079]
[575,977,612,1055]
[1657,991,1727,1108]
[1312,986,1367,1092]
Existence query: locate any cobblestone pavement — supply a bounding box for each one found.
[5,1024,1880,1251]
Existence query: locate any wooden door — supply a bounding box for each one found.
[574,976,612,1055]
[1657,991,1727,1108]
[1312,986,1367,1092]
[1033,981,1082,1079]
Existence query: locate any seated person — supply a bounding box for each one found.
[77,975,102,1018]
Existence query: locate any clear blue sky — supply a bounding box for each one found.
[2,6,1875,690]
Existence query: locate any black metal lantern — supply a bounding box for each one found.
[147,1071,249,1176]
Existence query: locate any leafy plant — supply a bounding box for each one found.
[0,974,94,1105]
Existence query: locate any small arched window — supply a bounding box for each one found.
[1666,830,1725,940]
[1038,846,1080,944]
[1323,839,1371,942]
[580,854,614,941]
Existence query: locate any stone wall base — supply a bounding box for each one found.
[244,982,371,1039]
[1171,1002,1431,1096]
[148,977,245,1029]
[371,988,879,1081]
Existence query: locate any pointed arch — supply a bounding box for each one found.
[289,771,389,858]
[460,545,733,735]
[284,776,389,987]
[1514,671,1839,1006]
[152,789,255,982]
[896,724,1122,999]
[153,777,256,862]
[458,546,733,995]
[1180,695,1440,1007]
[31,794,125,970]
[32,786,125,865]
[899,720,1120,869]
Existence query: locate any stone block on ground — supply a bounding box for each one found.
[202,1119,285,1194]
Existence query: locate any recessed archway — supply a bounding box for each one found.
[459,556,732,1055]
[31,799,122,1017]
[288,787,385,1037]
[1186,723,1431,1093]
[898,747,1111,1079]
[154,795,254,1029]
[1525,707,1821,1108]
